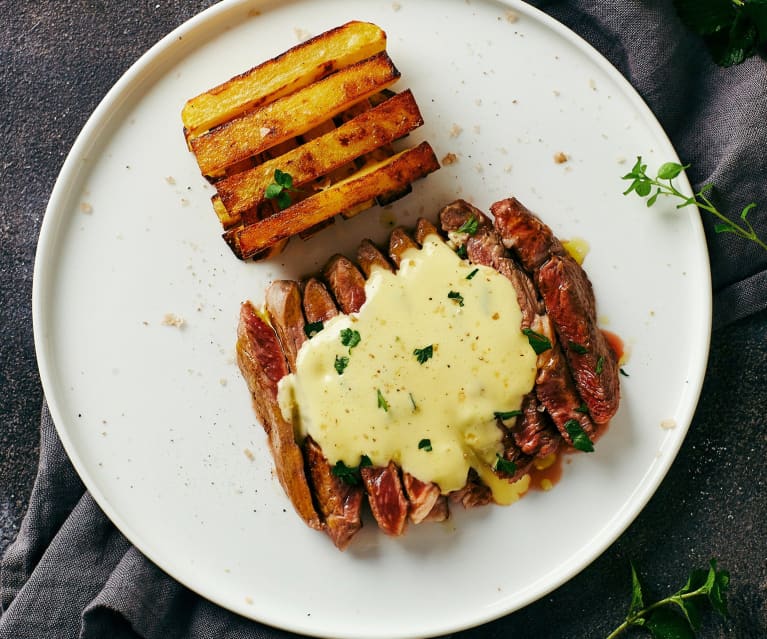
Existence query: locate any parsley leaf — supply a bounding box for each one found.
[494,409,523,420]
[466,268,479,280]
[448,290,465,307]
[418,438,432,452]
[340,328,361,350]
[304,320,324,338]
[264,169,300,210]
[457,214,479,235]
[493,453,517,475]
[568,341,589,354]
[331,460,360,485]
[334,355,349,375]
[413,344,434,364]
[456,245,468,259]
[564,419,594,452]
[377,389,389,412]
[522,328,552,354]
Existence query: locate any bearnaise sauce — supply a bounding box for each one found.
[278,235,537,504]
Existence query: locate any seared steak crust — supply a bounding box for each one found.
[237,196,619,549]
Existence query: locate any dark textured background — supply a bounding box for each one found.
[1,1,765,637]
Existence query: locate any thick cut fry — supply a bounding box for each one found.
[232,142,440,259]
[215,90,424,217]
[191,52,401,177]
[182,21,387,139]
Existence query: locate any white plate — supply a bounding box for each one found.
[33,1,711,637]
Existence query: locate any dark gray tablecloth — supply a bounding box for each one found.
[1,1,765,638]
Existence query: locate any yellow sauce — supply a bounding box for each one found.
[562,237,590,265]
[278,235,537,504]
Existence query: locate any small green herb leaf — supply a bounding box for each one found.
[304,320,324,338]
[448,290,465,307]
[494,409,523,421]
[265,169,300,210]
[493,453,517,475]
[628,563,645,617]
[334,355,349,375]
[657,161,685,180]
[340,328,361,350]
[466,268,479,280]
[620,367,630,377]
[596,355,605,375]
[568,341,589,354]
[418,438,432,452]
[564,419,594,452]
[456,245,468,259]
[574,403,590,414]
[408,392,418,411]
[377,389,389,412]
[457,214,479,235]
[522,328,552,354]
[331,460,360,486]
[264,183,283,199]
[644,607,695,639]
[413,344,434,364]
[359,454,373,468]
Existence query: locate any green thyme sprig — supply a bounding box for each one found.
[606,559,730,638]
[622,157,767,253]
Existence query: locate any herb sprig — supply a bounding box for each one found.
[265,169,300,210]
[606,559,729,638]
[622,157,767,253]
[674,0,767,67]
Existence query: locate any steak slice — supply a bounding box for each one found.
[360,462,409,536]
[323,255,367,314]
[388,226,420,266]
[356,238,394,276]
[303,436,363,550]
[302,277,339,324]
[402,472,447,524]
[507,393,561,458]
[236,302,321,530]
[537,255,619,424]
[264,280,306,372]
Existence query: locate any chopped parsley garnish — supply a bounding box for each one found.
[377,389,389,412]
[332,456,372,485]
[304,320,323,338]
[413,344,434,364]
[494,409,523,421]
[448,290,465,307]
[564,419,594,453]
[264,168,298,210]
[334,355,349,375]
[568,341,589,354]
[620,367,630,377]
[456,245,468,259]
[418,438,432,452]
[494,454,517,475]
[340,327,361,350]
[522,328,552,354]
[466,268,479,280]
[457,214,479,235]
[331,460,360,485]
[596,355,605,375]
[409,392,418,411]
[574,403,590,414]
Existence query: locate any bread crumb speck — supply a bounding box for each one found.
[554,152,568,164]
[661,418,677,430]
[391,1,401,10]
[505,10,519,23]
[165,175,176,185]
[245,596,254,605]
[441,152,458,165]
[294,27,311,41]
[448,123,463,138]
[80,202,93,214]
[161,313,185,328]
[244,448,255,461]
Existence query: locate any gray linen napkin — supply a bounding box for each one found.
[2,2,765,638]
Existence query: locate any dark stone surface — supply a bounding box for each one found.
[1,2,764,637]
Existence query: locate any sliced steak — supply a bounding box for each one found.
[360,462,409,536]
[323,255,367,314]
[356,238,393,276]
[449,470,493,509]
[388,226,419,267]
[537,255,619,423]
[302,277,339,324]
[303,436,363,551]
[402,472,446,524]
[507,393,561,458]
[236,302,321,530]
[413,217,440,244]
[264,280,306,372]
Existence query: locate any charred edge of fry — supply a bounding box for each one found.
[190,51,401,177]
[233,141,440,260]
[215,90,424,218]
[182,21,387,139]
